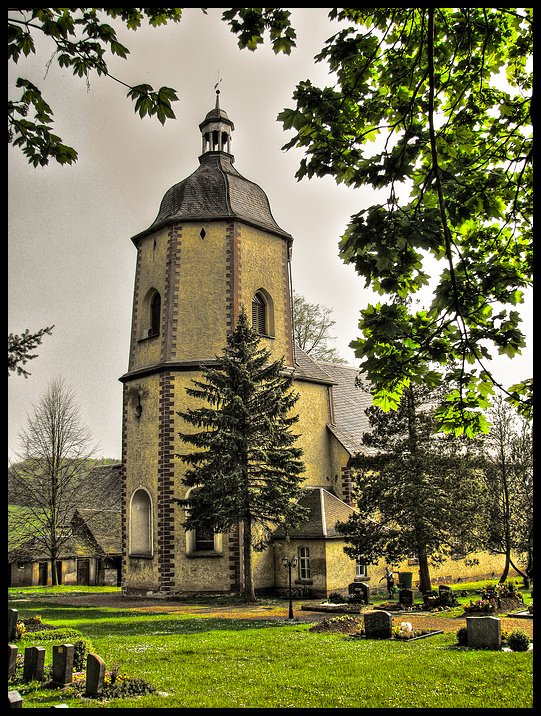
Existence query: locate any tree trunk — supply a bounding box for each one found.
[242,517,256,603]
[498,443,512,583]
[499,553,511,583]
[417,550,432,594]
[50,559,58,587]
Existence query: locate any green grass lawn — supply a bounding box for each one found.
[8,586,533,709]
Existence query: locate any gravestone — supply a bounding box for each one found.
[364,610,393,639]
[350,582,371,604]
[8,644,18,678]
[359,582,371,604]
[466,616,501,650]
[23,646,46,682]
[85,653,106,696]
[8,609,18,641]
[8,690,23,709]
[52,644,74,686]
[399,589,414,607]
[438,584,456,606]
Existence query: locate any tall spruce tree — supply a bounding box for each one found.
[176,310,307,602]
[336,383,489,593]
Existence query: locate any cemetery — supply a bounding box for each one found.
[8,608,157,707]
[7,580,532,708]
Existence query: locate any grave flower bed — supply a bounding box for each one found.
[464,580,525,615]
[464,597,498,614]
[65,670,156,701]
[309,615,442,641]
[392,621,439,640]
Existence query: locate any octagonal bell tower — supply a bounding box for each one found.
[119,91,295,596]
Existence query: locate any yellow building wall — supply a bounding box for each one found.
[325,540,358,594]
[122,372,161,593]
[292,379,334,489]
[359,551,522,596]
[123,215,296,596]
[129,228,167,371]
[238,224,292,366]
[173,222,228,362]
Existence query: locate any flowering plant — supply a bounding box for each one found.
[464,597,497,614]
[393,621,414,639]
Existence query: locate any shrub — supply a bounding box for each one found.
[73,638,93,672]
[327,590,347,604]
[506,629,530,652]
[456,626,468,646]
[20,627,85,643]
[68,675,156,701]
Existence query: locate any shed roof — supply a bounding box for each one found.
[272,486,358,540]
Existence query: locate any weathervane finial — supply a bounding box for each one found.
[214,72,222,108]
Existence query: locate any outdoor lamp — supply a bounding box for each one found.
[282,555,297,619]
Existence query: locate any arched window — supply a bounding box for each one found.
[130,488,152,556]
[252,293,267,335]
[150,292,161,337]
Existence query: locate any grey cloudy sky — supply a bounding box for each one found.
[8,8,532,461]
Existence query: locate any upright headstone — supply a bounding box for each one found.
[23,646,46,682]
[438,584,455,606]
[8,690,23,709]
[359,582,371,604]
[85,653,106,696]
[8,644,18,678]
[8,609,18,641]
[52,644,74,686]
[466,616,501,650]
[399,589,414,607]
[364,610,393,639]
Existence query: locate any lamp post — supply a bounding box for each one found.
[282,555,298,620]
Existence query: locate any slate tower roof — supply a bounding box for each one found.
[131,91,292,244]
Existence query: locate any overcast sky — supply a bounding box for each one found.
[8,8,532,461]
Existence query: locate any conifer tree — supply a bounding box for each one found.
[176,310,307,602]
[336,383,489,593]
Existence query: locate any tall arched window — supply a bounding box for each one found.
[130,488,153,556]
[150,292,161,337]
[252,293,266,335]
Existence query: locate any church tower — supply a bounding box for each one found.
[119,93,296,596]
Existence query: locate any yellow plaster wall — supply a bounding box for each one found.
[360,551,522,595]
[174,222,228,361]
[130,229,168,371]
[172,372,236,593]
[273,539,327,595]
[239,224,292,365]
[293,380,333,489]
[123,374,161,592]
[325,540,358,593]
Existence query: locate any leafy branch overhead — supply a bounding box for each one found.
[8,8,184,166]
[8,8,532,437]
[278,8,532,435]
[7,8,297,167]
